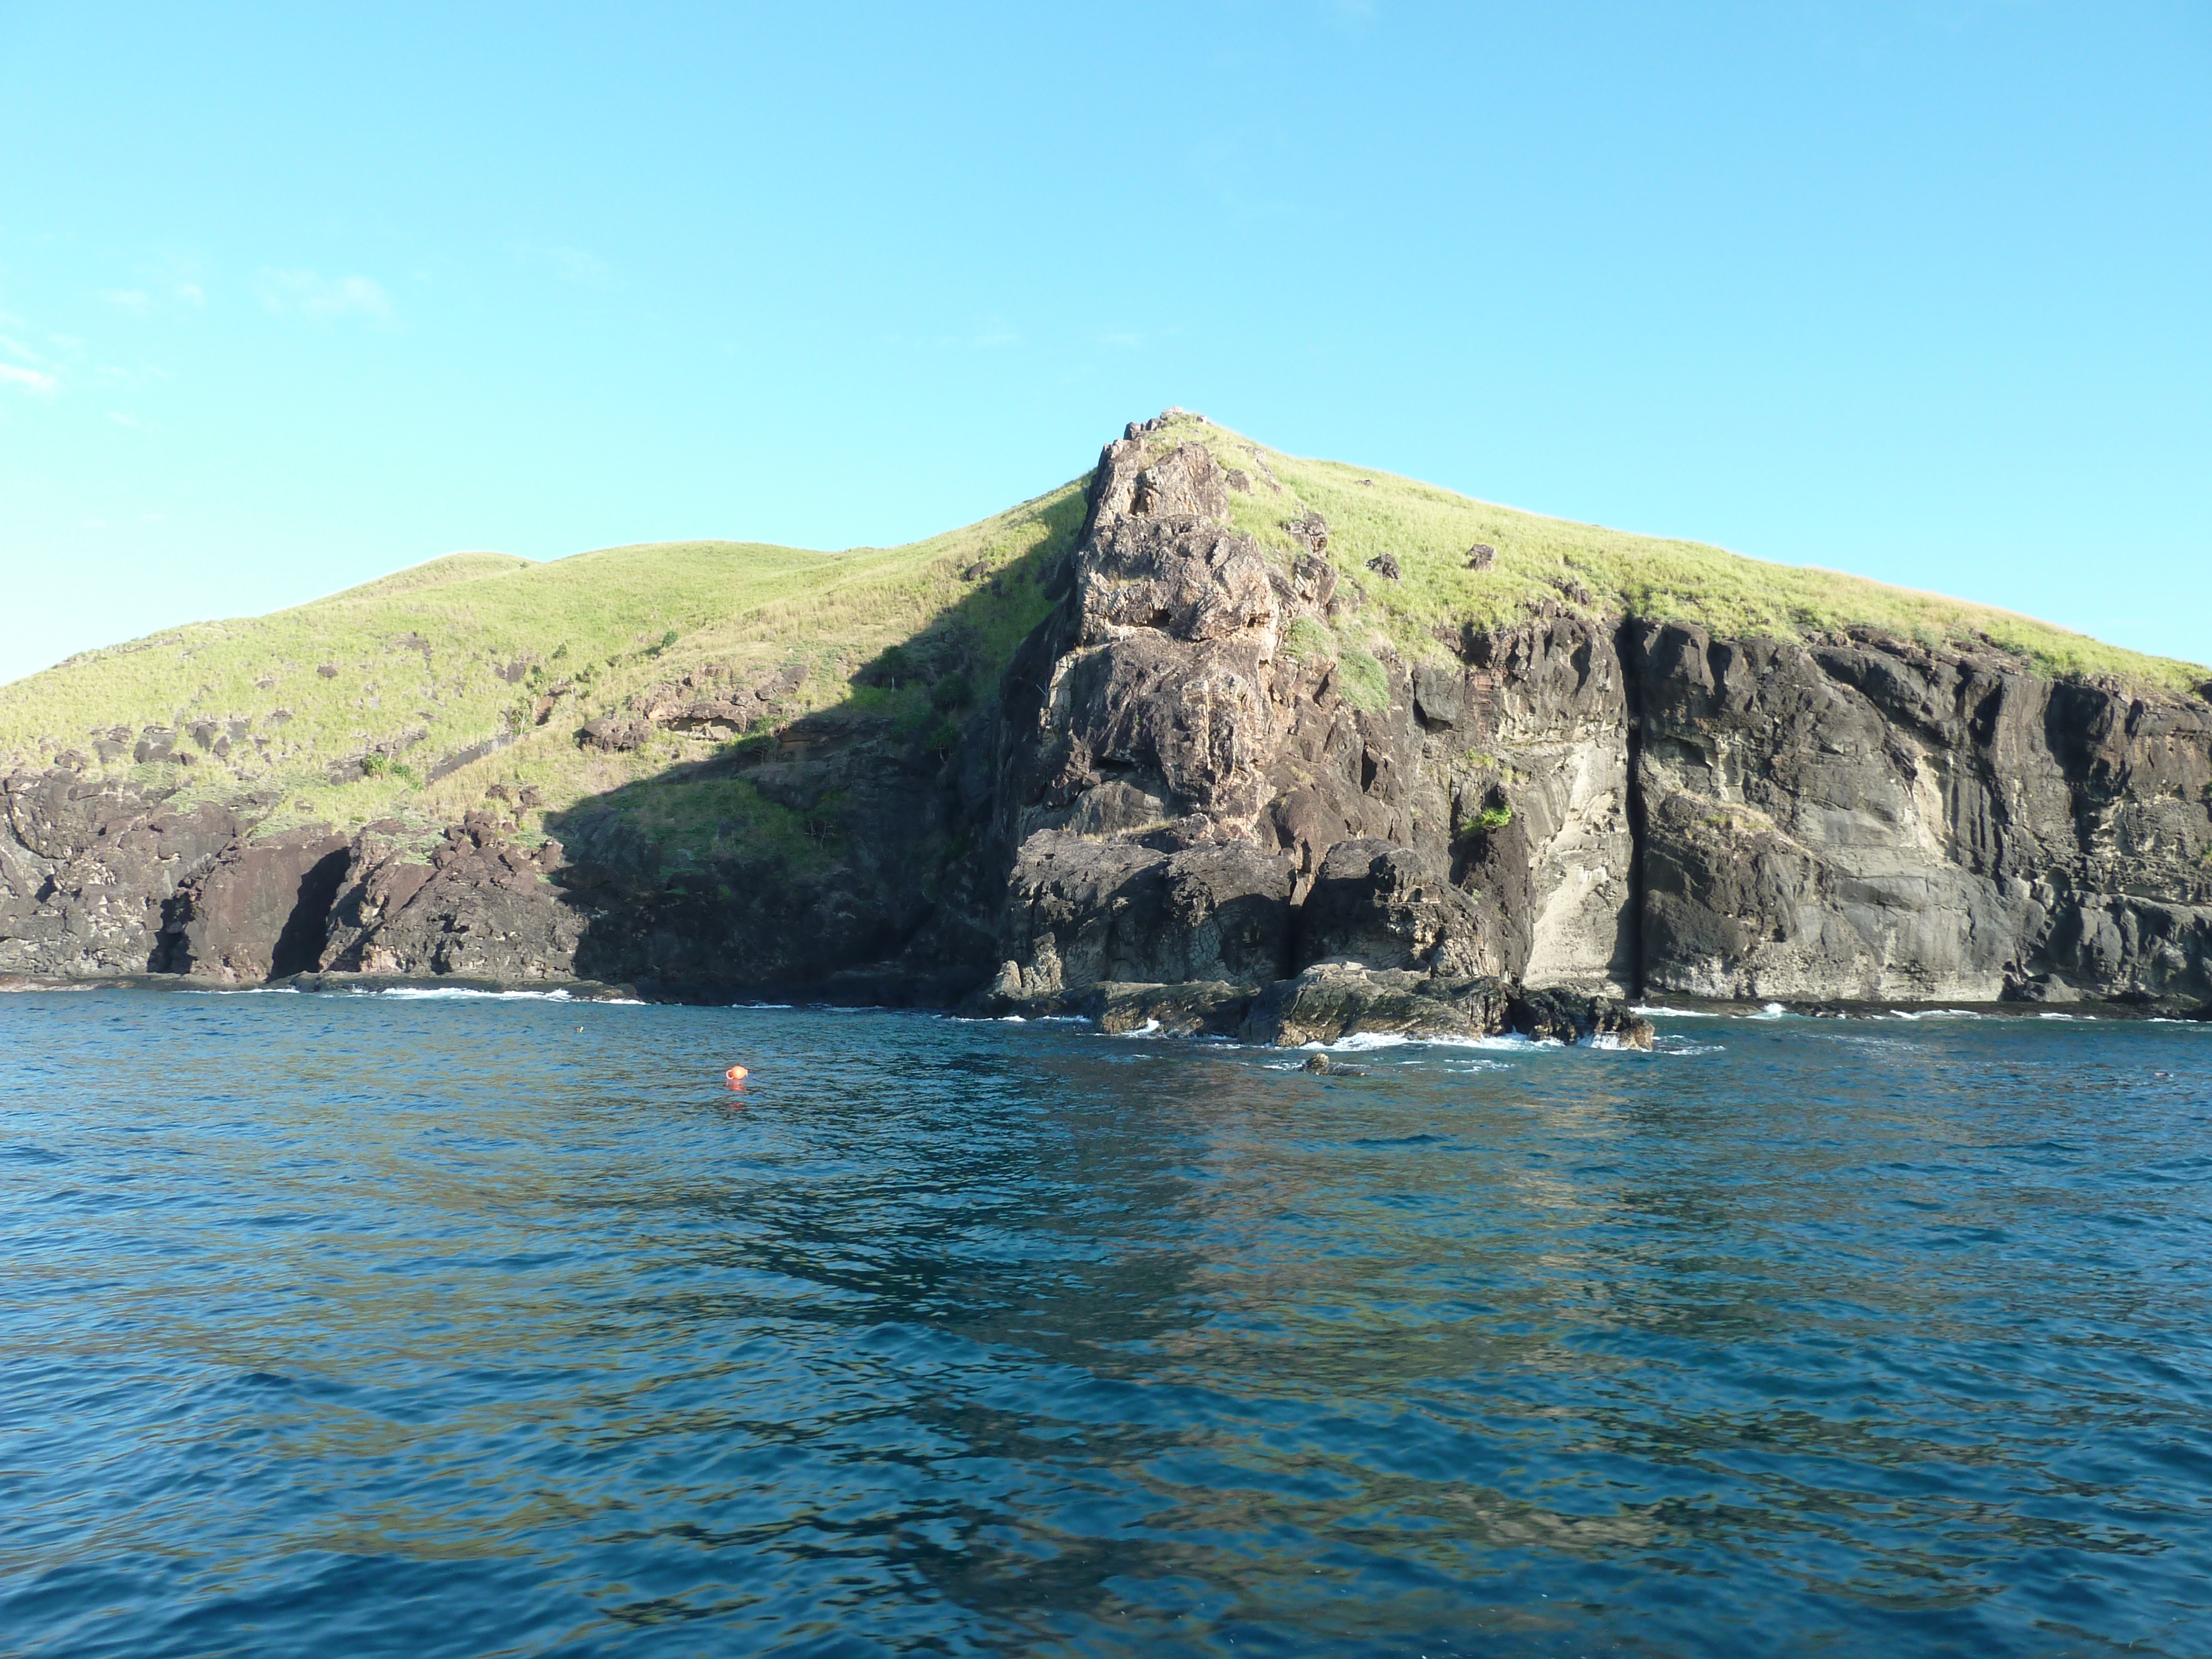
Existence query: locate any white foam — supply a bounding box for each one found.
[1114,1018,1165,1039]
[1886,1008,1983,1021]
[1631,1004,1715,1018]
[370,986,641,1004]
[377,986,570,1000]
[1305,1030,1558,1053]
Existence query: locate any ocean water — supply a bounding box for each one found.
[3,992,2209,1658]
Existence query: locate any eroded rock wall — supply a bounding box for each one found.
[1,771,242,977]
[1629,622,2212,1003]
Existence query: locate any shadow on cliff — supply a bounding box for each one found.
[535,510,1084,1002]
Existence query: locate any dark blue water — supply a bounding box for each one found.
[3,992,2209,1658]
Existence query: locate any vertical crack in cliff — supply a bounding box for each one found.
[269,847,351,978]
[1614,615,1649,1000]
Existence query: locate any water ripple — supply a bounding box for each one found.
[2,993,2208,1656]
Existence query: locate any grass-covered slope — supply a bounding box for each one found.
[0,487,1082,850]
[2,413,2201,862]
[1146,412,2208,697]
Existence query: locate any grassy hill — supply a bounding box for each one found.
[3,413,2203,862]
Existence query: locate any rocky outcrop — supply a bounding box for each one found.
[3,413,2208,1025]
[317,813,581,980]
[1,771,243,977]
[984,426,1646,1013]
[155,826,349,981]
[1629,623,2212,1003]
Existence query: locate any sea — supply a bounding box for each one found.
[2,988,2209,1658]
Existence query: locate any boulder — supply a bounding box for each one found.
[1067,979,1255,1035]
[1412,661,1464,728]
[1508,987,1655,1048]
[1238,962,1651,1049]
[579,716,654,753]
[1301,1052,1368,1076]
[1240,962,1513,1046]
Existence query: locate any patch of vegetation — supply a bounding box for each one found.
[1470,804,1513,833]
[1335,646,1390,712]
[1281,617,1334,662]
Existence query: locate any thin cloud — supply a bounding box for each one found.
[0,362,58,394]
[103,289,155,315]
[257,268,394,321]
[517,243,614,289]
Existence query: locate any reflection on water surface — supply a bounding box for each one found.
[3,992,2208,1656]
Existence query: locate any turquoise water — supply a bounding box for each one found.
[2,990,2209,1657]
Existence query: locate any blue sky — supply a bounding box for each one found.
[1,1,2206,686]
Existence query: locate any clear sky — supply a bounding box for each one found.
[2,1,2206,687]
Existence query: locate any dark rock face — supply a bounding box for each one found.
[1296,839,1485,974]
[317,813,582,980]
[992,837,1297,1000]
[987,429,1641,1013]
[1,771,241,977]
[978,420,2208,1015]
[156,826,350,982]
[1628,622,2212,1002]
[4,413,2208,1024]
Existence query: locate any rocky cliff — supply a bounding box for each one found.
[5,414,2209,1028]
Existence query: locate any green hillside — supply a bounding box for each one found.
[2,415,2202,861]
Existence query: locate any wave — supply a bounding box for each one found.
[1306,1031,1562,1053]
[372,987,644,1004]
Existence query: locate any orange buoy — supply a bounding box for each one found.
[724,1064,750,1084]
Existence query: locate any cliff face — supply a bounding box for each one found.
[977,424,2212,1013]
[4,417,2209,1016]
[1630,623,2212,1003]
